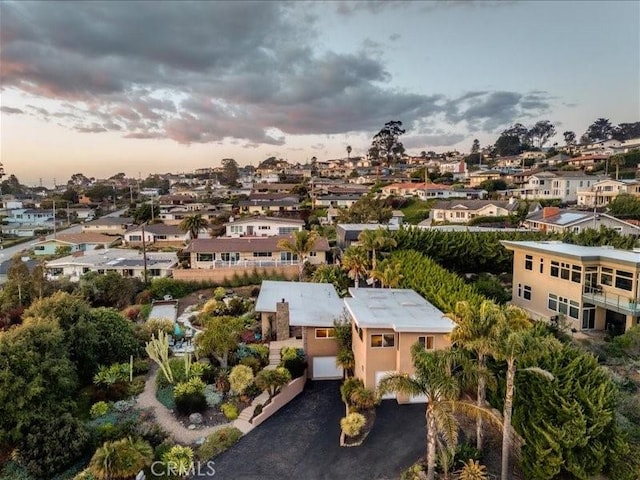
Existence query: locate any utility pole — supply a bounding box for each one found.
[129,185,133,204]
[113,186,117,211]
[66,202,70,227]
[53,200,57,238]
[150,195,155,222]
[141,223,148,285]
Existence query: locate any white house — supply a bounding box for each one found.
[45,248,178,281]
[524,207,640,235]
[516,172,606,202]
[577,179,640,208]
[124,223,189,246]
[224,217,304,237]
[430,199,520,224]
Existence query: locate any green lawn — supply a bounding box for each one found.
[399,199,436,224]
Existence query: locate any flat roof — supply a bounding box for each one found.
[46,248,177,269]
[501,241,640,267]
[255,280,344,327]
[344,288,455,333]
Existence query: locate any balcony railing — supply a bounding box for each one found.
[582,286,640,315]
[198,259,299,269]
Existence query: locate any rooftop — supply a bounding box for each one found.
[344,288,455,333]
[224,216,305,226]
[184,235,330,253]
[255,280,344,327]
[501,241,640,267]
[46,248,178,269]
[84,216,134,226]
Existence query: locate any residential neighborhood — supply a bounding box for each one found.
[1,2,639,480]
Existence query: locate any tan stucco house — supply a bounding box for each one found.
[502,240,640,335]
[255,281,346,380]
[344,288,455,403]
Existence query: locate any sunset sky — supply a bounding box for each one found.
[1,0,638,186]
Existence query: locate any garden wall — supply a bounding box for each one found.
[172,265,298,283]
[250,375,307,427]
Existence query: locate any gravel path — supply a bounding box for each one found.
[136,367,232,444]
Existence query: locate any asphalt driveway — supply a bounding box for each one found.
[205,380,425,480]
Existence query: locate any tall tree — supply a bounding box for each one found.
[221,158,239,186]
[179,213,209,240]
[371,120,406,167]
[357,228,397,274]
[346,145,352,159]
[528,120,556,149]
[471,139,480,154]
[563,130,576,146]
[277,229,320,280]
[449,300,501,452]
[195,316,244,368]
[583,118,614,143]
[370,258,403,288]
[493,309,561,480]
[6,256,32,307]
[612,121,640,141]
[341,245,370,288]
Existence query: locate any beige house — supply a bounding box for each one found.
[577,179,640,208]
[430,199,519,224]
[502,240,640,335]
[344,288,455,403]
[124,223,189,246]
[255,281,345,379]
[81,217,134,235]
[185,235,330,269]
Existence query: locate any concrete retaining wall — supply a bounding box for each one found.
[250,374,306,427]
[172,265,298,283]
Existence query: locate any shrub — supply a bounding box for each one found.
[174,377,207,415]
[161,445,194,478]
[340,377,364,405]
[135,289,154,305]
[252,403,263,420]
[400,463,425,480]
[214,286,227,300]
[128,377,146,396]
[457,460,489,480]
[229,365,254,394]
[112,398,136,413]
[247,344,269,364]
[215,372,231,394]
[221,402,239,420]
[281,356,307,379]
[240,356,262,374]
[90,401,110,418]
[156,385,176,410]
[189,361,210,379]
[204,384,223,408]
[350,387,377,411]
[255,367,292,399]
[280,346,303,362]
[340,412,366,437]
[197,427,243,460]
[124,306,141,320]
[133,358,151,375]
[138,319,174,343]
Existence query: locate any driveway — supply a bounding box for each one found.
[204,381,425,480]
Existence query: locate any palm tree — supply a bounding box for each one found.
[370,259,403,288]
[179,213,208,240]
[449,300,501,451]
[89,437,153,480]
[341,246,370,288]
[493,308,561,480]
[277,229,319,281]
[357,229,397,280]
[346,145,352,159]
[610,154,624,180]
[378,347,461,480]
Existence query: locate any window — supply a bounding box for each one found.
[278,227,298,235]
[540,258,544,274]
[155,235,167,240]
[518,284,532,300]
[230,225,243,234]
[371,333,395,348]
[315,328,335,339]
[253,251,272,257]
[221,252,240,262]
[309,251,317,257]
[196,253,214,262]
[615,270,633,291]
[560,262,570,280]
[548,293,558,311]
[280,252,298,261]
[129,235,142,242]
[550,261,559,277]
[571,265,582,283]
[418,336,435,350]
[149,269,161,277]
[525,255,533,270]
[601,267,613,286]
[582,304,596,329]
[259,226,269,230]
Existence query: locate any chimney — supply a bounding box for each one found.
[275,299,290,341]
[508,197,516,205]
[542,206,560,219]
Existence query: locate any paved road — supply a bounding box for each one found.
[204,381,426,480]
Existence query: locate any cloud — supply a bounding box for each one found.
[0,106,24,114]
[404,132,466,148]
[0,1,550,147]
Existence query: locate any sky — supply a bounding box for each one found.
[0,0,639,186]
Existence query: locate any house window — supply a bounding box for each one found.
[149,269,161,277]
[418,336,435,350]
[540,258,544,273]
[252,251,272,257]
[550,261,559,277]
[196,253,214,262]
[309,251,317,257]
[548,293,558,311]
[278,227,298,235]
[155,235,167,240]
[518,284,532,300]
[129,235,142,242]
[560,262,570,280]
[280,252,298,261]
[259,226,270,230]
[230,225,243,234]
[525,255,533,270]
[221,252,240,262]
[600,267,613,286]
[582,304,596,329]
[315,328,335,339]
[371,333,395,348]
[571,265,582,283]
[615,270,633,291]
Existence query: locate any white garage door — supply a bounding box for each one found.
[312,356,343,379]
[375,371,397,400]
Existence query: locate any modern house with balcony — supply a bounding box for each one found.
[576,179,640,208]
[502,240,640,335]
[223,217,304,237]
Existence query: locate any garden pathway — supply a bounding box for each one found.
[137,367,251,444]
